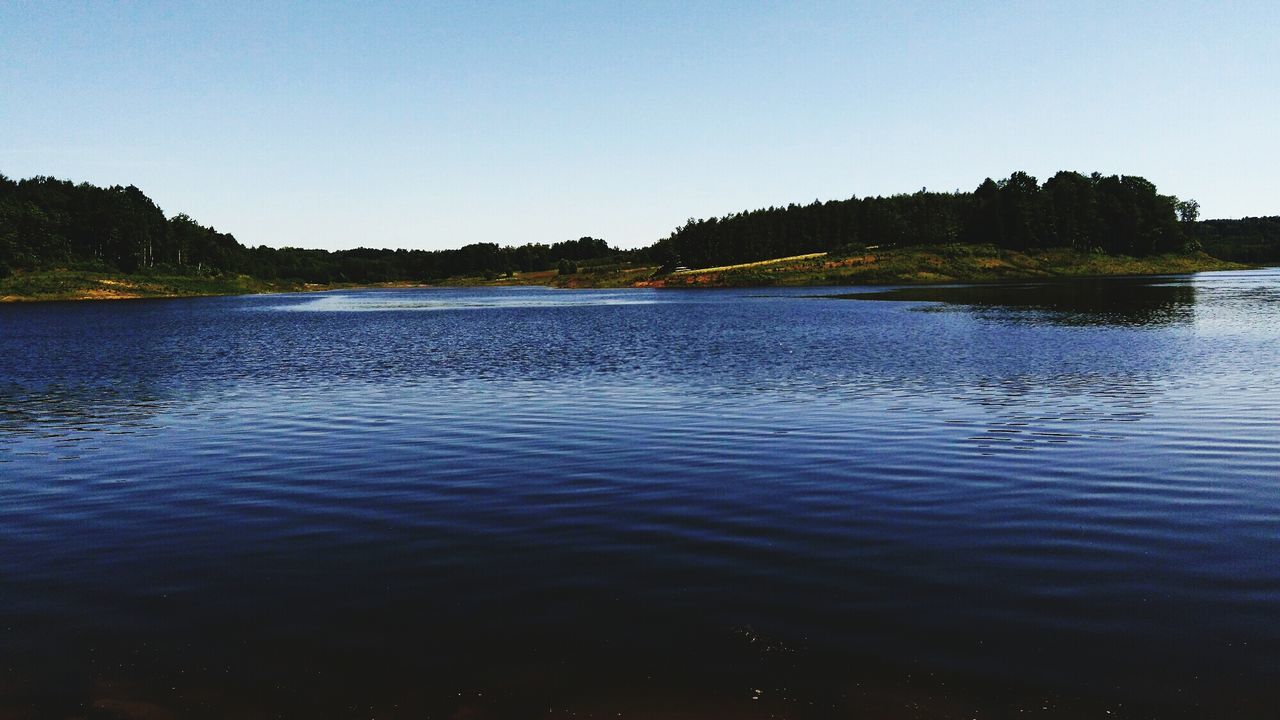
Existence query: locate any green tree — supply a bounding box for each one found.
[1176,199,1200,224]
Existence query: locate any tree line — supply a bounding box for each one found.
[652,171,1213,268]
[2,170,1276,282]
[0,174,622,282]
[1191,217,1280,263]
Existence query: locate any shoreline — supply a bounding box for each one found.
[0,274,429,304]
[0,246,1252,303]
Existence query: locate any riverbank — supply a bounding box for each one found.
[623,244,1248,288]
[434,244,1248,289]
[0,270,429,303]
[0,270,301,302]
[0,245,1249,301]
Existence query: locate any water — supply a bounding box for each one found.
[2,271,1278,718]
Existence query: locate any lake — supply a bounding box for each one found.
[2,270,1278,718]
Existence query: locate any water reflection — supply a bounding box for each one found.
[273,285,662,312]
[837,276,1198,326]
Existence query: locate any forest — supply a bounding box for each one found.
[657,171,1209,268]
[1,171,1276,283]
[0,174,619,283]
[1191,216,1280,263]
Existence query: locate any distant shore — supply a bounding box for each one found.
[442,243,1250,290]
[0,271,427,303]
[0,244,1250,302]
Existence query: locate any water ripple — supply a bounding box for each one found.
[1,274,1278,715]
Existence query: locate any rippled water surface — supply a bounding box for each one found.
[3,271,1279,718]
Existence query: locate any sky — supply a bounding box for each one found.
[1,1,1276,251]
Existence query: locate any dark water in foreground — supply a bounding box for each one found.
[2,271,1279,718]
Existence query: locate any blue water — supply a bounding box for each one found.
[2,271,1279,717]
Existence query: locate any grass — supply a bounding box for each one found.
[0,269,305,302]
[435,263,659,289]
[0,245,1250,301]
[648,244,1248,288]
[668,252,828,276]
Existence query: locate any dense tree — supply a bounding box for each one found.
[656,170,1196,267]
[1192,216,1280,262]
[0,173,628,282]
[1042,171,1096,250]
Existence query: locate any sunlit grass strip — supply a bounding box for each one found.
[0,269,304,302]
[670,252,828,275]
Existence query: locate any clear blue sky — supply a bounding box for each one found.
[1,1,1275,250]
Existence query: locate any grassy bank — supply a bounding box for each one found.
[0,269,308,302]
[435,264,657,289]
[635,244,1248,288]
[0,245,1251,301]
[436,244,1247,290]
